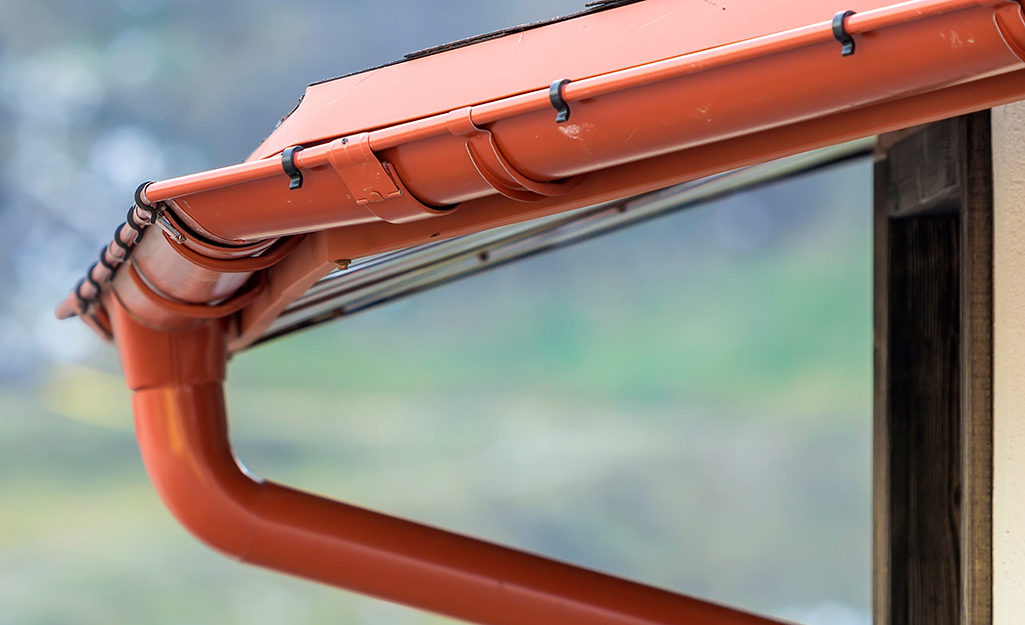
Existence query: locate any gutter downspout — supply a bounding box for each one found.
[57,1,1025,621]
[110,299,784,625]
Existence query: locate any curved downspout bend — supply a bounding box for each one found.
[110,299,782,625]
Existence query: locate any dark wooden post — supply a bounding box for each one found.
[873,112,994,625]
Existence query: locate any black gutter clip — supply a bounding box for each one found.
[549,79,572,123]
[282,145,304,190]
[833,10,856,57]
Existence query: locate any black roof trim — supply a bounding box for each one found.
[307,0,646,88]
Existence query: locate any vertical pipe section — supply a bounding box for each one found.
[111,300,784,625]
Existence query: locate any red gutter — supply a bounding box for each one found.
[185,0,1025,172]
[138,0,1025,244]
[56,0,1025,623]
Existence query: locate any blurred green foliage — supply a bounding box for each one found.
[0,1,872,623]
[3,160,872,624]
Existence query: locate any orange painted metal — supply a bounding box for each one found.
[111,298,784,625]
[228,231,336,351]
[162,232,304,273]
[224,63,1025,347]
[124,264,265,320]
[141,0,1025,243]
[54,0,1025,622]
[104,221,281,330]
[248,0,1018,159]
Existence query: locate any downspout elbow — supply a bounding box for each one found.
[109,299,264,559]
[133,382,264,560]
[110,298,786,625]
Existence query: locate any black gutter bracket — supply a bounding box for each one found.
[282,145,304,190]
[549,79,572,123]
[833,10,857,57]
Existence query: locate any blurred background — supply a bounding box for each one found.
[0,1,872,624]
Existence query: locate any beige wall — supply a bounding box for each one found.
[992,101,1025,625]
